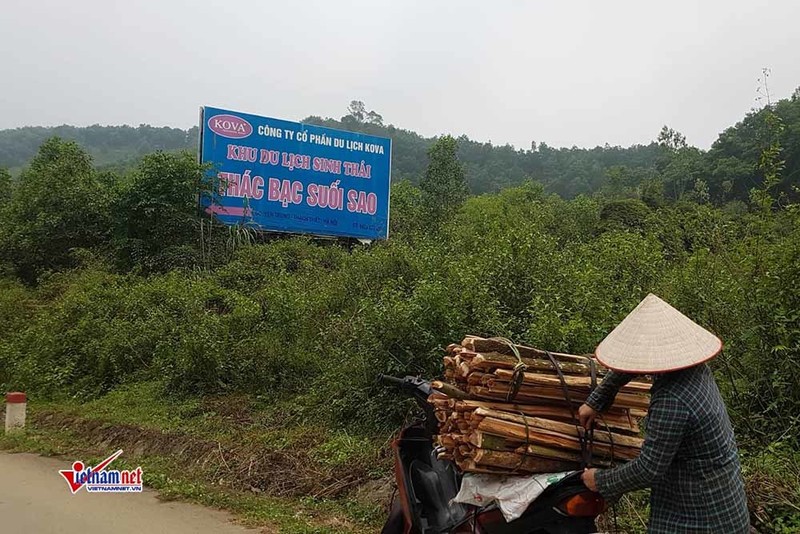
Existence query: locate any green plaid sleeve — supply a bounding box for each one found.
[585,370,637,412]
[595,393,690,498]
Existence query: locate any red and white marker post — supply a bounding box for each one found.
[4,392,26,432]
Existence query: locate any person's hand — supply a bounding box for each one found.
[578,403,597,429]
[582,468,599,492]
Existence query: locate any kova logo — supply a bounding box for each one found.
[208,114,253,139]
[58,450,143,494]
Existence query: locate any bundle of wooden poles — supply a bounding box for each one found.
[429,336,650,475]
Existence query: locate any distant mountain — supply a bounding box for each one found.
[0,110,665,197]
[2,91,799,202]
[0,125,198,172]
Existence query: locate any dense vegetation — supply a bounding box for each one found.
[1,94,799,531]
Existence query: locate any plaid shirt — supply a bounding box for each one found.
[586,364,750,533]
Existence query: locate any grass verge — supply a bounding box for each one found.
[4,381,797,533]
[0,382,391,534]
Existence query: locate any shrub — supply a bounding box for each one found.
[0,139,113,282]
[599,198,652,233]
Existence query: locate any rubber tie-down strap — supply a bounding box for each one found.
[592,358,618,469]
[586,357,598,467]
[510,410,531,475]
[512,410,548,493]
[544,350,591,468]
[586,357,619,531]
[488,337,528,402]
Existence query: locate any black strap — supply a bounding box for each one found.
[510,410,531,474]
[586,358,597,467]
[545,351,592,468]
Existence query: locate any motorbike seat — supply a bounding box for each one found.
[409,457,469,532]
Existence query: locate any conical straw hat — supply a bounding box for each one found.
[595,294,722,374]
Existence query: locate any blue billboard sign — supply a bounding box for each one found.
[199,106,392,240]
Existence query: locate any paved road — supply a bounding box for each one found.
[0,452,258,533]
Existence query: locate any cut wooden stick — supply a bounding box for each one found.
[516,444,583,463]
[471,448,579,473]
[473,408,644,449]
[476,418,640,461]
[466,352,592,376]
[431,381,470,400]
[449,398,639,433]
[492,369,651,394]
[469,384,650,410]
[461,336,599,366]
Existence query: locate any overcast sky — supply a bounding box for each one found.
[2,0,798,149]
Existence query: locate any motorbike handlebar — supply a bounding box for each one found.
[378,374,406,387]
[379,374,438,436]
[379,375,432,394]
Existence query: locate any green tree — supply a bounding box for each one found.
[750,105,786,211]
[692,178,711,204]
[599,198,652,233]
[341,100,383,127]
[657,125,687,151]
[639,176,666,208]
[388,179,426,239]
[0,168,10,204]
[704,84,800,205]
[657,134,705,202]
[0,138,113,282]
[419,135,469,221]
[600,165,660,201]
[113,151,209,272]
[0,168,12,275]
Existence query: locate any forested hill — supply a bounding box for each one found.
[304,108,663,198]
[0,115,664,197]
[0,124,200,174]
[2,91,799,202]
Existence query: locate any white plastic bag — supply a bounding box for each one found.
[453,471,576,522]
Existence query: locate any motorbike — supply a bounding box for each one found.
[380,375,606,534]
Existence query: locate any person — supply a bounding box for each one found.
[579,294,750,534]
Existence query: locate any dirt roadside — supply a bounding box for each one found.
[0,451,260,533]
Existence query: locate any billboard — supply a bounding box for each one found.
[199,106,392,240]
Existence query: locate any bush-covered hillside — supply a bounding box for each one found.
[1,98,799,531]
